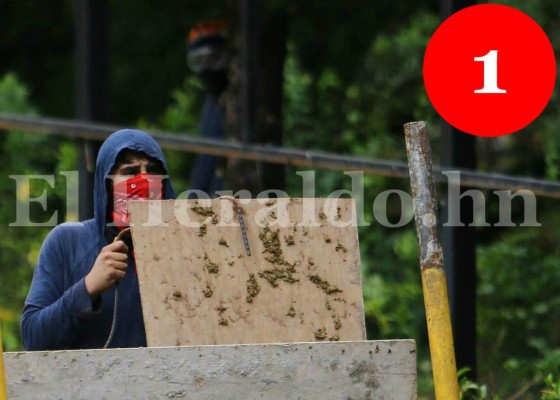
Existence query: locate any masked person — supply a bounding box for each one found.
[186,20,228,197]
[21,129,176,350]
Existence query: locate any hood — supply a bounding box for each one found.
[94,129,176,238]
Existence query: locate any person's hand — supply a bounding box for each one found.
[85,240,129,299]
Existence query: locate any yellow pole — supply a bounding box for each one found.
[422,268,460,399]
[0,323,8,400]
[404,121,460,400]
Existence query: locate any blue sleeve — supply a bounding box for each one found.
[21,227,100,350]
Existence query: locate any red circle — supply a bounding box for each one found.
[423,4,556,137]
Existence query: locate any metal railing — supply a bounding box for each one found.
[1,113,560,199]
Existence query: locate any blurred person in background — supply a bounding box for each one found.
[186,20,228,197]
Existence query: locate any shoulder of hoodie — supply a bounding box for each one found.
[42,219,104,259]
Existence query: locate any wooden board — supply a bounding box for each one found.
[128,198,366,347]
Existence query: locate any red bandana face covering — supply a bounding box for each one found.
[111,173,163,230]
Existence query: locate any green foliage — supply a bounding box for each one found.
[459,368,491,400]
[542,374,560,400]
[475,204,560,398]
[0,73,74,350]
[0,73,37,115]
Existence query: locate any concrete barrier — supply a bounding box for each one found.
[5,340,416,399]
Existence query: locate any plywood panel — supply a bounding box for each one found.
[128,198,365,347]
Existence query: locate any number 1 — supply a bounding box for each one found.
[474,50,507,94]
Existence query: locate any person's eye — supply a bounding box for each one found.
[120,166,140,176]
[147,163,165,175]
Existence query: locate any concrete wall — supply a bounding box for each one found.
[5,340,416,400]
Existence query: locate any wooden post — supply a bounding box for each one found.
[0,323,8,400]
[404,121,460,400]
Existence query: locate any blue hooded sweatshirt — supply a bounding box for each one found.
[21,129,176,350]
